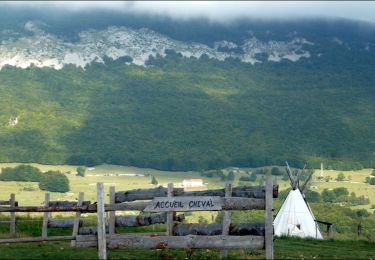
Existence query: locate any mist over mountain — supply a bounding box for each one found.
[1,5,375,170]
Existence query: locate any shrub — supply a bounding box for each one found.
[365,176,375,185]
[271,167,283,176]
[0,165,41,182]
[336,172,345,181]
[39,171,70,193]
[151,175,158,185]
[239,173,257,182]
[226,171,235,181]
[76,166,86,177]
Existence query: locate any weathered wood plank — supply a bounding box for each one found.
[166,183,174,236]
[173,223,265,236]
[0,197,264,213]
[115,186,278,203]
[144,196,222,212]
[48,201,91,207]
[42,193,50,238]
[0,205,95,213]
[220,182,232,258]
[265,176,274,260]
[0,236,75,244]
[109,187,116,236]
[10,194,16,235]
[0,197,265,213]
[71,192,84,247]
[75,234,264,250]
[96,183,107,260]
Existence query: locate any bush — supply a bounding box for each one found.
[0,165,41,182]
[365,176,375,185]
[151,175,158,185]
[271,167,283,176]
[39,171,70,193]
[305,190,322,203]
[239,173,257,182]
[322,188,369,205]
[76,166,86,177]
[226,171,235,181]
[336,172,345,181]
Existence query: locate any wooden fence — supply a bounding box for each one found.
[0,177,277,260]
[0,194,17,235]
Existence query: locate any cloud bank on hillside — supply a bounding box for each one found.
[3,1,375,24]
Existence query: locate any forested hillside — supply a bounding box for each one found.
[1,6,375,170]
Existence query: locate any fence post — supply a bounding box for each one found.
[328,224,333,239]
[357,223,362,239]
[10,194,16,236]
[71,192,84,247]
[97,182,107,260]
[166,183,174,236]
[265,176,274,260]
[42,193,50,238]
[109,186,116,236]
[220,182,232,259]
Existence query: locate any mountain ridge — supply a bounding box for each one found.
[0,21,313,70]
[0,10,375,171]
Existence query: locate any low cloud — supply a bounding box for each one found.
[3,1,375,23]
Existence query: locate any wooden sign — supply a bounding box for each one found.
[144,196,222,212]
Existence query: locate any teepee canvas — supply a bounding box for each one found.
[274,162,323,239]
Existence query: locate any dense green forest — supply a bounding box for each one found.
[1,7,375,171]
[1,49,375,171]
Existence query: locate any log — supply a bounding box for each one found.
[75,234,264,250]
[115,185,278,203]
[173,223,265,236]
[115,213,184,227]
[79,226,107,235]
[0,235,75,244]
[48,219,83,228]
[48,201,91,207]
[0,200,10,206]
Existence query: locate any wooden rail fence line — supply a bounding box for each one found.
[0,177,276,260]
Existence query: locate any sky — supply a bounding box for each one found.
[4,1,375,24]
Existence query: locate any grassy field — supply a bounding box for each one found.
[0,163,375,259]
[0,163,373,209]
[0,237,374,259]
[312,168,375,210]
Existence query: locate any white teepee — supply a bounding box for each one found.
[274,162,323,239]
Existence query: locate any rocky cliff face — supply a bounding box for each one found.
[0,21,313,70]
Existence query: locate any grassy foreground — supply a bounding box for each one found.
[0,237,374,259]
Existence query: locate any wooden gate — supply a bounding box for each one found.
[75,177,277,259]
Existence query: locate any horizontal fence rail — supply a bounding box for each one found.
[0,197,267,213]
[115,185,278,203]
[75,234,265,250]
